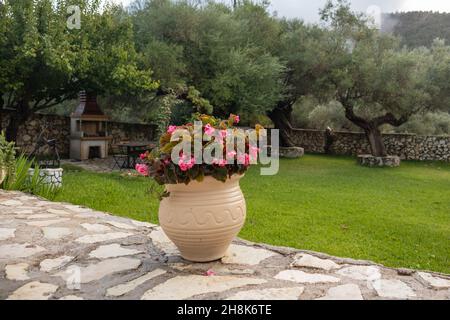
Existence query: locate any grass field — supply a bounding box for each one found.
[55,155,450,273]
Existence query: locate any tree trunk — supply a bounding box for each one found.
[365,126,387,157]
[342,104,388,157]
[268,104,296,147]
[6,101,30,142]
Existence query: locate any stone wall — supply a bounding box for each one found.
[0,112,157,157]
[290,128,450,161]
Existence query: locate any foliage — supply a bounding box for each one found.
[0,0,158,140]
[0,131,16,181]
[1,154,59,199]
[393,112,450,136]
[52,155,450,273]
[132,0,285,119]
[315,0,450,156]
[307,101,350,131]
[138,113,262,185]
[154,94,175,138]
[382,12,450,48]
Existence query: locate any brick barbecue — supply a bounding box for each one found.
[69,92,112,160]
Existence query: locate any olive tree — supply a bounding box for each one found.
[319,0,450,157]
[132,0,285,123]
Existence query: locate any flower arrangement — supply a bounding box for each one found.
[137,114,264,185]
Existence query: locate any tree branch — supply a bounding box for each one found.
[32,95,72,112]
[373,112,409,127]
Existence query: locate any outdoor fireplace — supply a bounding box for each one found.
[70,92,112,160]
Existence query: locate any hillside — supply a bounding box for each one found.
[381,11,450,47]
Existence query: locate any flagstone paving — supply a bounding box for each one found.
[1,190,449,300]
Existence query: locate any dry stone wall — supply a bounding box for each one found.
[290,128,449,161]
[0,112,157,157]
[1,112,448,161]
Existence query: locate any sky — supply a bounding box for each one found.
[116,0,450,23]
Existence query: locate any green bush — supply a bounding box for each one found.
[392,112,450,135]
[0,132,16,182]
[1,135,59,199]
[2,155,60,200]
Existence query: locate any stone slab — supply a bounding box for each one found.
[274,270,341,284]
[316,284,363,300]
[0,243,46,260]
[89,244,143,259]
[7,281,58,300]
[106,269,167,297]
[40,256,74,272]
[372,279,416,299]
[42,227,72,240]
[0,228,16,241]
[105,221,137,230]
[418,272,450,289]
[226,287,304,300]
[148,228,179,255]
[81,223,112,232]
[141,275,266,300]
[291,254,340,271]
[26,218,71,227]
[222,244,277,266]
[55,257,142,284]
[75,232,133,244]
[5,263,30,281]
[336,265,381,281]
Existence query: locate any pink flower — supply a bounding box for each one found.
[218,159,227,167]
[234,115,240,124]
[237,153,250,166]
[178,154,195,171]
[249,146,259,159]
[205,269,216,276]
[167,125,177,134]
[226,150,237,160]
[135,164,149,176]
[204,124,215,136]
[212,158,227,167]
[139,153,147,160]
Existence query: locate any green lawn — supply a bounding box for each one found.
[55,155,450,273]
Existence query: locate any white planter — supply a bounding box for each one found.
[28,168,64,188]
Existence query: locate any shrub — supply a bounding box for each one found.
[307,101,352,130]
[393,111,450,135]
[1,135,59,199]
[0,132,16,183]
[2,155,60,200]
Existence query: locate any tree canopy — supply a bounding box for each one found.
[1,0,450,157]
[0,0,158,140]
[132,0,284,125]
[382,11,450,48]
[316,0,449,156]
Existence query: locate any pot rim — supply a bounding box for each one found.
[166,173,244,185]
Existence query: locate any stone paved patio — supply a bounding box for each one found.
[1,189,449,300]
[61,158,126,173]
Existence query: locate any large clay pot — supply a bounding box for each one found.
[159,174,246,262]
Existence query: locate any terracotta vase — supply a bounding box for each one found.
[158,174,246,262]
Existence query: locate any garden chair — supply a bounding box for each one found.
[110,143,128,170]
